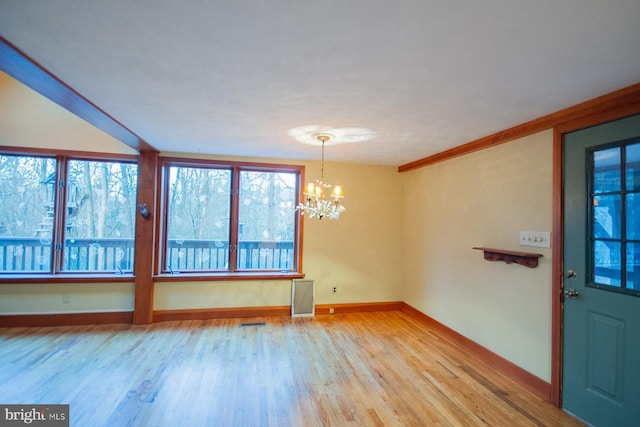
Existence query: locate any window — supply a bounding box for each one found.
[0,152,138,275]
[160,159,302,276]
[0,154,56,272]
[62,159,138,273]
[589,139,640,296]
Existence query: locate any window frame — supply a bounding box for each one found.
[155,157,305,281]
[587,138,640,297]
[0,147,138,282]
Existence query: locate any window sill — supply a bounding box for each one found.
[0,274,136,284]
[154,271,305,282]
[0,271,305,284]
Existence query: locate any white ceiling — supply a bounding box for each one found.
[1,1,639,166]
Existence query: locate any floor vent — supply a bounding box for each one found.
[240,322,266,327]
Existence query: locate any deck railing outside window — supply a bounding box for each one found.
[0,238,294,273]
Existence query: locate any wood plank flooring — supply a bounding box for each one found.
[0,311,584,426]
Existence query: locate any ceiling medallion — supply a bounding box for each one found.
[288,125,376,146]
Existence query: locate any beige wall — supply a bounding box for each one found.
[0,283,134,314]
[0,71,136,154]
[401,130,554,381]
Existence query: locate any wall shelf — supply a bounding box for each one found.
[472,247,543,268]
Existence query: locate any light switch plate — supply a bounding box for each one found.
[520,231,551,248]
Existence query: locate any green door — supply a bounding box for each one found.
[563,114,640,426]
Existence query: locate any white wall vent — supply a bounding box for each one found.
[291,279,315,317]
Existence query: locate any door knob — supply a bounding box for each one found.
[564,289,580,299]
[566,270,577,279]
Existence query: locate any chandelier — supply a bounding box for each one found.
[296,134,345,220]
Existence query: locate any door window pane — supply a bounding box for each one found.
[627,193,640,240]
[593,195,621,239]
[0,155,56,272]
[166,166,231,271]
[594,241,622,287]
[63,160,138,272]
[627,243,640,290]
[626,142,640,190]
[593,147,620,193]
[238,171,296,270]
[590,142,640,295]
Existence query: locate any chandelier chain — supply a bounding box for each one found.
[295,133,345,220]
[321,140,325,181]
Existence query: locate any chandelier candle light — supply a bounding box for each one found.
[297,134,345,220]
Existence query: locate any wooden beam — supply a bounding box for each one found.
[133,149,159,324]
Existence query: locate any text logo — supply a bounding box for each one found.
[0,405,68,427]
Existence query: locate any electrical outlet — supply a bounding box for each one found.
[329,308,335,314]
[520,231,551,248]
[62,292,70,303]
[332,286,337,294]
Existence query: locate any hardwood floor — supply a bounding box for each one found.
[0,311,584,426]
